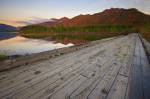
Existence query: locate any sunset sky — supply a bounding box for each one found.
[0,0,150,27]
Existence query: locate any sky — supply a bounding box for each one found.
[0,0,150,27]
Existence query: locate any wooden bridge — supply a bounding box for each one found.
[0,33,150,99]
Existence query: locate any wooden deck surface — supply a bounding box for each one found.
[0,33,149,99]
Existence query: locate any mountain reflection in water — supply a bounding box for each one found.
[0,36,74,56]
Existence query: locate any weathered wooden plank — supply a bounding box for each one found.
[106,40,135,99]
[125,34,137,99]
[1,42,113,98]
[0,45,106,94]
[28,44,119,99]
[105,75,128,99]
[7,67,83,99]
[9,52,107,99]
[87,37,133,99]
[128,36,144,99]
[119,35,136,77]
[29,35,129,99]
[0,48,89,83]
[69,57,115,99]
[0,33,138,99]
[0,57,86,98]
[49,48,120,99]
[48,75,87,99]
[33,34,132,99]
[30,48,116,99]
[87,62,123,99]
[0,35,120,96]
[87,63,121,99]
[70,36,134,99]
[139,39,150,99]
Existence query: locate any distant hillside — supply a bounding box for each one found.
[20,8,150,43]
[35,8,150,26]
[0,24,17,32]
[39,17,69,26]
[64,8,150,26]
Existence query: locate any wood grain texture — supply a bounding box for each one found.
[0,33,149,99]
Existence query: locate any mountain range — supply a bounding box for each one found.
[0,24,17,32]
[19,8,150,43]
[38,8,150,27]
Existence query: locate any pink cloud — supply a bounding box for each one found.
[15,17,51,25]
[0,17,52,26]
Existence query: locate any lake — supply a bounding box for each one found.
[0,33,16,40]
[0,33,74,56]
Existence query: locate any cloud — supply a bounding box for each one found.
[15,17,51,25]
[0,17,51,26]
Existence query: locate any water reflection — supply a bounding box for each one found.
[0,36,74,56]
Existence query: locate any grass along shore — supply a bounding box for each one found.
[0,55,9,61]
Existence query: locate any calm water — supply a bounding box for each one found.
[0,33,73,56]
[0,33,16,40]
